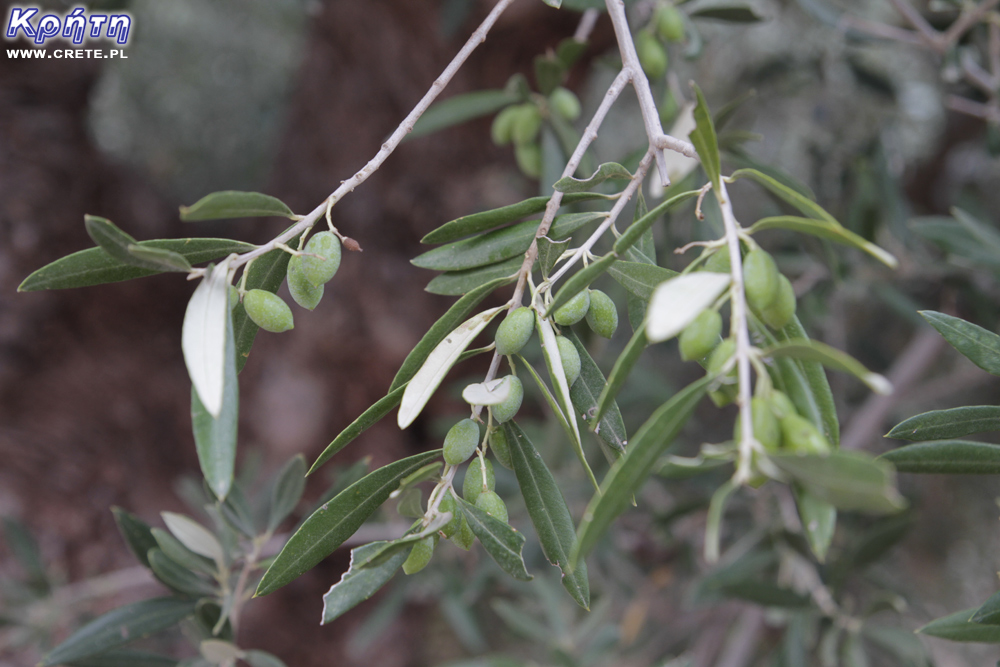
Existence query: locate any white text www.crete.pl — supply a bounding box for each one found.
[7,48,127,58]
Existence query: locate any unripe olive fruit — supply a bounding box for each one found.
[679,309,722,361]
[654,4,685,42]
[300,231,342,287]
[511,103,543,146]
[286,259,324,310]
[514,143,542,179]
[243,289,294,333]
[549,87,581,121]
[743,249,780,311]
[707,338,736,376]
[475,490,509,523]
[636,30,668,80]
[554,290,591,326]
[452,513,475,550]
[490,375,523,423]
[489,427,513,470]
[761,274,796,330]
[463,456,495,505]
[586,290,619,338]
[439,492,461,538]
[443,418,480,466]
[752,397,781,452]
[780,414,831,455]
[556,335,582,386]
[495,307,534,356]
[228,285,240,310]
[402,535,437,575]
[704,249,731,274]
[769,390,796,420]
[491,105,521,146]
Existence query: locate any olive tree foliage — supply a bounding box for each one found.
[8,0,1000,664]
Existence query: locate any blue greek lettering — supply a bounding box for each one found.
[62,7,85,45]
[6,7,38,39]
[88,13,107,38]
[33,14,59,45]
[106,14,130,44]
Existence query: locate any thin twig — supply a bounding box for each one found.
[574,8,601,42]
[946,94,1000,121]
[837,14,925,46]
[943,0,1000,45]
[887,0,941,50]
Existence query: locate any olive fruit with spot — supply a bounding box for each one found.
[679,309,722,361]
[402,535,437,575]
[781,414,831,455]
[743,249,779,312]
[243,289,294,333]
[554,290,591,326]
[761,274,796,330]
[636,30,668,79]
[443,418,480,466]
[475,490,509,523]
[586,289,618,338]
[490,375,523,423]
[286,259,324,310]
[300,231,342,287]
[549,87,581,121]
[495,307,534,356]
[556,335,581,386]
[463,456,495,505]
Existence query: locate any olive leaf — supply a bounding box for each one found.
[762,339,892,395]
[180,191,295,221]
[161,513,224,563]
[425,257,521,295]
[918,608,1000,643]
[553,162,632,193]
[689,84,721,191]
[921,310,1000,377]
[310,384,407,474]
[182,260,233,419]
[593,326,648,427]
[646,272,731,343]
[563,330,628,455]
[112,508,158,569]
[880,440,1000,474]
[543,253,617,318]
[747,215,897,268]
[770,451,906,514]
[608,261,679,301]
[456,497,532,581]
[887,406,1000,441]
[321,541,408,624]
[409,89,520,139]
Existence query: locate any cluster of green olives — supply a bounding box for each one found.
[636,3,685,80]
[735,390,832,456]
[240,231,343,333]
[491,87,581,179]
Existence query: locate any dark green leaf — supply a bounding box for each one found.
[64,649,179,667]
[794,487,836,562]
[564,330,628,455]
[514,354,584,469]
[537,236,570,277]
[147,548,216,597]
[763,339,891,395]
[716,581,811,607]
[886,406,1000,441]
[748,215,897,268]
[19,238,254,292]
[770,451,906,514]
[150,529,216,576]
[689,85,721,191]
[880,440,1000,474]
[41,597,197,666]
[191,311,239,501]
[771,316,840,446]
[573,377,711,568]
[126,245,192,272]
[726,150,816,199]
[593,326,647,427]
[310,385,407,473]
[973,591,1000,625]
[410,90,519,139]
[607,261,678,301]
[553,163,632,193]
[220,482,257,538]
[921,310,1000,376]
[112,508,158,569]
[321,541,408,624]
[268,455,307,532]
[421,193,610,244]
[713,89,757,131]
[730,168,835,223]
[918,608,1000,642]
[256,450,442,596]
[543,253,616,318]
[689,3,765,22]
[556,37,587,68]
[412,212,604,272]
[85,216,158,271]
[504,422,590,608]
[425,257,522,296]
[456,497,532,581]
[180,191,295,221]
[612,189,700,256]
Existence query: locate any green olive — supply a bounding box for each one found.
[475,490,509,523]
[585,290,619,338]
[511,103,543,146]
[243,289,294,333]
[463,456,495,505]
[228,285,240,310]
[707,338,736,376]
[654,4,685,42]
[554,290,591,326]
[300,231,342,287]
[287,258,324,310]
[769,390,796,420]
[780,414,832,455]
[490,375,523,423]
[402,535,437,575]
[515,142,542,179]
[704,249,732,274]
[452,512,475,550]
[752,397,781,452]
[495,307,534,356]
[636,30,668,80]
[743,249,779,312]
[491,105,521,146]
[556,335,582,386]
[549,87,581,121]
[761,274,796,330]
[443,418,480,466]
[679,309,722,361]
[439,492,461,538]
[489,426,513,470]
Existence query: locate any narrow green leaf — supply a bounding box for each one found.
[713,89,758,131]
[410,90,519,139]
[310,385,407,474]
[41,598,197,666]
[730,167,835,223]
[412,212,605,272]
[268,455,307,532]
[147,548,216,597]
[887,406,1000,441]
[537,236,570,277]
[612,189,700,256]
[180,191,295,221]
[689,85,721,191]
[421,193,611,244]
[748,215,897,268]
[647,272,731,343]
[763,339,891,395]
[321,541,408,624]
[553,162,632,193]
[794,487,836,562]
[425,257,521,296]
[161,513,223,563]
[256,450,442,596]
[191,308,239,500]
[183,260,232,419]
[573,376,711,568]
[151,528,216,576]
[607,261,679,301]
[921,310,1000,376]
[951,207,1000,254]
[564,330,628,455]
[880,440,1000,474]
[456,497,532,581]
[543,253,617,318]
[972,590,1000,625]
[770,451,906,514]
[514,354,580,455]
[717,581,812,607]
[398,307,505,429]
[771,316,840,446]
[918,608,1000,642]
[125,245,192,272]
[593,327,647,427]
[84,216,167,273]
[504,422,590,609]
[689,3,765,22]
[19,238,254,292]
[112,508,158,569]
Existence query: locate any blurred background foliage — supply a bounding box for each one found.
[3,0,1000,665]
